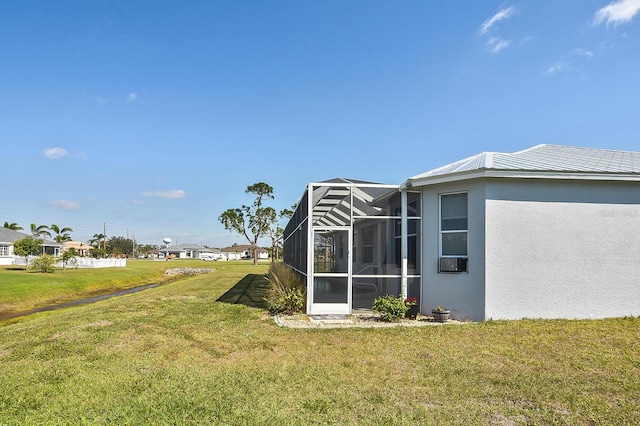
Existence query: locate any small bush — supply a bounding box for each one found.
[60,249,78,269]
[264,262,306,314]
[372,295,408,322]
[29,254,57,273]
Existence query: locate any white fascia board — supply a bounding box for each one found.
[309,182,397,189]
[408,169,640,187]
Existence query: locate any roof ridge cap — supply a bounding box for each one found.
[519,144,638,155]
[481,152,494,169]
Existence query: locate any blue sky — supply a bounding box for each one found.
[2,1,639,247]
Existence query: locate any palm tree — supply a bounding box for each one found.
[50,224,73,244]
[89,233,106,248]
[3,221,23,231]
[89,233,108,258]
[30,223,52,239]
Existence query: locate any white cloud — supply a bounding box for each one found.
[43,147,68,159]
[50,200,81,210]
[547,61,569,74]
[594,0,640,26]
[480,6,516,34]
[142,190,186,199]
[488,37,511,53]
[573,48,594,58]
[127,92,138,102]
[96,96,107,104]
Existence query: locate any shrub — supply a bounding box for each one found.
[29,254,57,273]
[12,236,44,268]
[372,295,409,322]
[60,249,78,269]
[264,262,306,314]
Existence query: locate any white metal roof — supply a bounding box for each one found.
[408,144,640,186]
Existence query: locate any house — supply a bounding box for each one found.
[157,244,219,260]
[62,240,93,257]
[199,248,223,261]
[220,245,269,261]
[0,228,62,266]
[283,145,640,321]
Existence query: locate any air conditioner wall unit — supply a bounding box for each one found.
[439,257,468,273]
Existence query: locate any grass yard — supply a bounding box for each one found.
[0,259,219,316]
[0,261,639,425]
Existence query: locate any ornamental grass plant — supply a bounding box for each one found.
[263,261,306,314]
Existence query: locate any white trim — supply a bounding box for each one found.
[308,182,398,189]
[306,183,314,313]
[410,169,640,188]
[401,188,408,299]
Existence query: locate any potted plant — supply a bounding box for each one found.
[404,297,419,319]
[431,306,450,323]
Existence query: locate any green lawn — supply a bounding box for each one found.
[0,259,222,315]
[0,262,638,425]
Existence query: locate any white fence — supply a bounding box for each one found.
[8,256,126,269]
[73,257,127,268]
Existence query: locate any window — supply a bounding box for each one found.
[361,225,374,264]
[440,193,468,257]
[0,244,9,256]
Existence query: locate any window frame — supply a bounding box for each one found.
[439,192,469,272]
[393,200,420,271]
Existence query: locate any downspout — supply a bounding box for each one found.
[306,184,314,314]
[400,183,409,299]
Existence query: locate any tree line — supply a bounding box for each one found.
[3,221,156,259]
[10,234,157,260]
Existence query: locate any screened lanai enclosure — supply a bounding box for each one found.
[283,179,421,315]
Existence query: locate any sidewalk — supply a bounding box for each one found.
[274,313,464,329]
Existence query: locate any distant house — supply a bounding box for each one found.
[199,248,223,260]
[0,228,62,265]
[284,144,640,320]
[220,245,269,261]
[157,244,221,260]
[62,241,93,257]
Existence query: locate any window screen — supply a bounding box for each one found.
[440,193,468,257]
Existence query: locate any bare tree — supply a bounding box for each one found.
[219,182,276,265]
